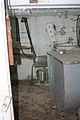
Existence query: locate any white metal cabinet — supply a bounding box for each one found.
[8,0,80,9]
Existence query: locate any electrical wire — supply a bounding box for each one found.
[16,17,35,60]
[21,17,36,57]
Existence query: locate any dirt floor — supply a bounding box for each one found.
[12,80,79,120]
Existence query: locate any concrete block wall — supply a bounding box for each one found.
[17,14,77,80]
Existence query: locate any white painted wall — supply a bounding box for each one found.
[0,0,14,120]
[17,13,77,80]
[17,19,34,80]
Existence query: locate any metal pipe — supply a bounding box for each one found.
[6,15,14,65]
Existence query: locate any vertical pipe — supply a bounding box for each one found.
[5,0,14,65]
[6,15,14,65]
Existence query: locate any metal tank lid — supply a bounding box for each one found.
[47,48,80,64]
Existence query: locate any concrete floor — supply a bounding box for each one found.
[12,80,79,120]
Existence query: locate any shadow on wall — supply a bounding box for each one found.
[10,65,19,120]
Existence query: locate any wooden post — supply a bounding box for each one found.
[6,15,14,65]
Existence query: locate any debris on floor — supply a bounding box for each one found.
[12,80,78,120]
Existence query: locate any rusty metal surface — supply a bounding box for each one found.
[29,0,38,3]
[16,46,31,50]
[6,15,14,65]
[15,53,34,60]
[47,48,80,64]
